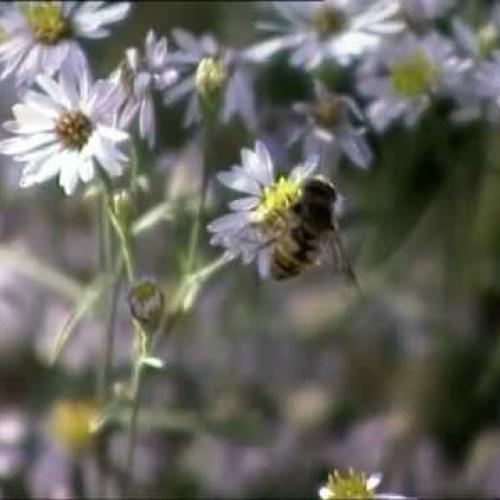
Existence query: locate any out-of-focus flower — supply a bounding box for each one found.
[207,140,318,278]
[318,469,407,499]
[292,82,372,170]
[165,29,257,130]
[0,1,131,87]
[47,399,100,456]
[0,68,129,195]
[112,30,178,149]
[246,0,404,70]
[357,32,464,131]
[399,0,455,27]
[0,410,28,480]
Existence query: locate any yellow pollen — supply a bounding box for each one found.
[323,469,374,499]
[252,176,301,227]
[388,50,439,98]
[47,399,100,456]
[23,2,70,44]
[55,111,92,150]
[310,5,346,39]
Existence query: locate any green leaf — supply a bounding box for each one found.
[49,279,107,365]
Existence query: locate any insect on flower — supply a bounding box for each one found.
[208,141,359,287]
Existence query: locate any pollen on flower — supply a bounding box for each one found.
[252,176,301,227]
[388,50,439,98]
[310,5,346,39]
[23,2,70,44]
[320,469,374,499]
[55,111,92,150]
[195,56,228,102]
[47,399,99,456]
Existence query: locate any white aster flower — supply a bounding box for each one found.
[0,1,131,87]
[357,31,464,132]
[292,82,372,170]
[245,0,404,70]
[111,30,178,149]
[0,69,129,195]
[207,140,318,279]
[318,469,408,500]
[164,29,257,130]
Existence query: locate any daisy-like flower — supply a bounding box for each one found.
[0,68,129,195]
[318,469,407,499]
[0,1,131,87]
[111,30,178,149]
[292,82,372,170]
[207,140,318,279]
[357,31,464,132]
[245,0,404,70]
[164,29,257,130]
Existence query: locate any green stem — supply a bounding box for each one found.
[125,324,149,489]
[184,116,215,277]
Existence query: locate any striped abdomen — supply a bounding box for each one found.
[270,220,322,280]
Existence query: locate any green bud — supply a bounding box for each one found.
[195,56,228,103]
[128,277,164,332]
[112,188,134,228]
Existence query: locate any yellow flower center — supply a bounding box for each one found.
[195,56,228,102]
[477,23,499,58]
[313,95,345,130]
[55,111,92,150]
[323,469,374,499]
[310,5,346,39]
[47,399,99,456]
[389,50,439,98]
[23,2,70,44]
[252,176,301,229]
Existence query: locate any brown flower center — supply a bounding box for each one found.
[310,5,346,39]
[313,96,345,130]
[55,111,92,150]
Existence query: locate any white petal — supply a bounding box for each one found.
[217,169,261,196]
[0,133,57,155]
[241,148,269,185]
[96,124,129,143]
[367,473,382,491]
[58,150,80,195]
[207,212,250,233]
[255,140,274,185]
[228,196,259,211]
[36,74,71,109]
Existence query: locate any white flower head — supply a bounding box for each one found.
[111,30,178,149]
[246,0,404,70]
[0,68,129,195]
[164,29,258,130]
[318,469,408,499]
[207,140,318,279]
[357,31,465,132]
[292,82,373,170]
[0,1,131,87]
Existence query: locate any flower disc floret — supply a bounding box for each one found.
[55,111,92,150]
[23,2,70,44]
[252,176,301,226]
[320,469,375,499]
[310,5,346,39]
[389,50,438,98]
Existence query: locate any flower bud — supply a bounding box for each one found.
[195,56,228,103]
[47,399,100,456]
[112,188,134,228]
[128,277,164,331]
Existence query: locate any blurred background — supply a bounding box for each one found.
[1,1,500,498]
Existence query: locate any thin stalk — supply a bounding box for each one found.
[184,115,215,277]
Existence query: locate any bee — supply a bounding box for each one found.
[269,176,360,288]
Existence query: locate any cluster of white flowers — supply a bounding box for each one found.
[0,0,498,268]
